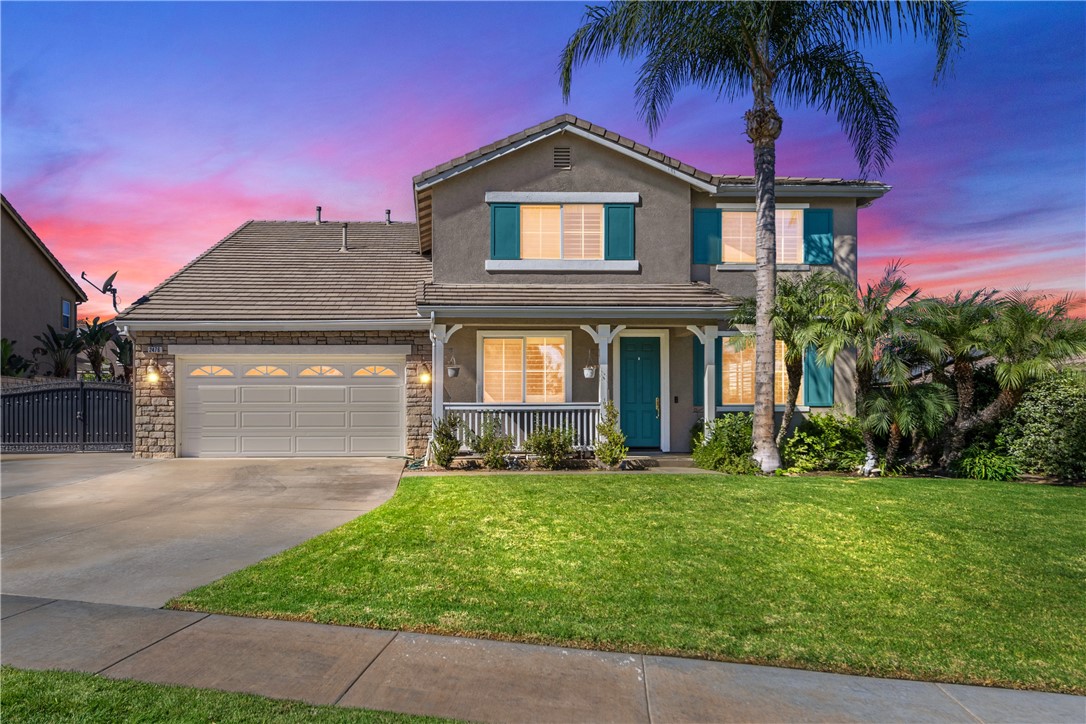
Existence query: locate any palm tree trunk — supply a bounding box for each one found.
[855,367,879,471]
[776,357,804,447]
[940,388,1023,469]
[746,75,783,473]
[886,423,902,470]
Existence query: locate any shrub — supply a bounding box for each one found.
[524,424,576,469]
[952,443,1020,482]
[1001,369,1086,482]
[594,400,629,468]
[783,411,866,472]
[430,415,462,469]
[692,413,760,474]
[467,415,514,469]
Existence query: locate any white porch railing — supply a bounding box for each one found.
[443,403,600,451]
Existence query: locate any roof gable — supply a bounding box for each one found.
[1,195,88,302]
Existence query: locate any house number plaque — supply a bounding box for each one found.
[146,345,164,353]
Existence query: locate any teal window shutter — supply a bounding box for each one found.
[803,209,834,265]
[604,204,635,260]
[803,345,834,407]
[490,204,520,259]
[692,209,722,264]
[692,337,724,407]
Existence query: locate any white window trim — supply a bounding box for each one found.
[485,259,639,272]
[476,330,573,404]
[486,192,640,204]
[716,204,808,265]
[610,329,671,453]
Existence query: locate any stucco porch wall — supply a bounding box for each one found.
[131,330,432,459]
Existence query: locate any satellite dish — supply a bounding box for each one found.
[81,271,122,313]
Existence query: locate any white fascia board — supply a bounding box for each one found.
[484,259,640,273]
[715,202,810,210]
[122,318,430,332]
[413,123,718,194]
[484,192,641,204]
[419,305,735,319]
[713,184,891,199]
[169,344,412,357]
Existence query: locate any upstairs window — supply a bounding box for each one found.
[721,210,804,264]
[62,300,72,329]
[520,205,603,260]
[693,208,834,266]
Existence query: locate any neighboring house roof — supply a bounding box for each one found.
[116,220,431,326]
[417,282,737,318]
[412,114,891,253]
[1,194,88,302]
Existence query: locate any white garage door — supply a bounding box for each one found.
[178,358,405,457]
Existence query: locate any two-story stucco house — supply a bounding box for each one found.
[2,194,88,376]
[116,116,888,459]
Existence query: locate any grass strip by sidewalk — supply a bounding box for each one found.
[0,667,450,723]
[170,473,1086,694]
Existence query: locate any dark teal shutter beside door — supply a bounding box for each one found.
[803,346,834,407]
[803,209,834,265]
[692,209,722,264]
[490,204,520,259]
[604,204,635,260]
[692,337,724,407]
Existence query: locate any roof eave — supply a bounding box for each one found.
[1,195,88,302]
[117,318,430,332]
[712,184,892,200]
[417,305,736,320]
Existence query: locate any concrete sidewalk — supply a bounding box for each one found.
[2,595,1082,723]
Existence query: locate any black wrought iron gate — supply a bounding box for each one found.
[1,381,133,452]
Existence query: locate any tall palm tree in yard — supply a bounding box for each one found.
[560,1,966,471]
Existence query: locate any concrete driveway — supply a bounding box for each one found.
[0,454,403,607]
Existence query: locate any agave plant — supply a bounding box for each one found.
[33,325,84,378]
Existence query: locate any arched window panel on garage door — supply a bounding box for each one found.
[354,365,398,377]
[244,365,289,377]
[299,365,343,377]
[190,365,234,377]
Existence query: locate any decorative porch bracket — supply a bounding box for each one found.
[429,323,463,426]
[686,324,719,424]
[579,324,626,406]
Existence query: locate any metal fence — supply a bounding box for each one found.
[1,380,132,452]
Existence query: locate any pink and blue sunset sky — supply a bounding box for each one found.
[3,1,1084,319]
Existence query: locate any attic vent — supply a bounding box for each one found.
[553,146,572,169]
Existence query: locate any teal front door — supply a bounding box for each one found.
[620,337,661,448]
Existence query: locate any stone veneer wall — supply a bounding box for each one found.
[133,330,432,459]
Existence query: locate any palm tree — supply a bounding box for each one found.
[79,317,113,381]
[865,381,955,470]
[937,291,1086,467]
[734,269,851,446]
[111,337,134,384]
[803,262,942,472]
[560,1,966,471]
[33,325,84,378]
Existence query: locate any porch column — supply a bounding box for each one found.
[580,324,626,405]
[687,324,719,424]
[429,323,463,424]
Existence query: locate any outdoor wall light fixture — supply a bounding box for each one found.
[419,364,432,385]
[146,361,161,384]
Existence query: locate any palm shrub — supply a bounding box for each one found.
[1,338,35,377]
[524,424,576,470]
[79,317,113,381]
[561,0,966,472]
[692,413,760,474]
[33,325,83,378]
[1001,369,1086,482]
[467,415,514,470]
[594,400,628,468]
[430,414,463,469]
[782,411,865,472]
[864,381,956,471]
[111,338,134,383]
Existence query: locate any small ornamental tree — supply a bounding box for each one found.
[431,415,463,469]
[595,400,628,468]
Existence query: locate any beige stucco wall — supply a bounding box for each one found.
[429,133,697,285]
[132,330,432,459]
[1,207,82,372]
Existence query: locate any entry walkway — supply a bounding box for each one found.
[3,595,1082,723]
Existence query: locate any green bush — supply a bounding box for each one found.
[1002,369,1086,482]
[692,413,760,474]
[430,414,462,468]
[467,415,514,469]
[783,411,866,472]
[524,424,576,469]
[952,443,1020,482]
[594,400,628,468]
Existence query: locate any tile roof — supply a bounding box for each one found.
[417,282,737,309]
[116,221,431,323]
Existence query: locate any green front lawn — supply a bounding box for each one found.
[170,474,1086,694]
[0,667,447,723]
